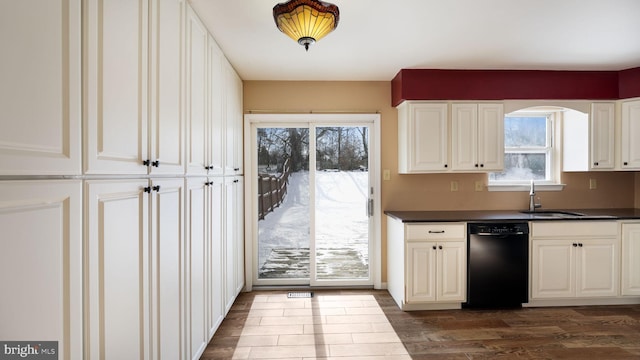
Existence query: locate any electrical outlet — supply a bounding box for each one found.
[450,181,458,192]
[383,169,391,181]
[475,181,483,192]
[589,178,597,190]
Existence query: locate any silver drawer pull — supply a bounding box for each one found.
[428,230,445,234]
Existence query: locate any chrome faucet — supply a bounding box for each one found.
[529,180,542,212]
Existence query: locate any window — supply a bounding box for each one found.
[489,111,558,186]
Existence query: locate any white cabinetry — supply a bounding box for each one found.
[207,36,225,176]
[0,181,83,359]
[531,221,619,300]
[85,0,185,175]
[387,217,466,310]
[224,60,244,175]
[621,222,640,296]
[451,103,504,171]
[0,0,81,175]
[563,103,615,171]
[621,99,640,169]
[85,180,151,360]
[397,102,449,173]
[224,176,245,311]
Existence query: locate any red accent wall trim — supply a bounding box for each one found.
[619,67,640,99]
[391,68,639,107]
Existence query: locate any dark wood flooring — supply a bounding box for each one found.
[202,290,640,359]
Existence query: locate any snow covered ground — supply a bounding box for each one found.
[258,170,369,279]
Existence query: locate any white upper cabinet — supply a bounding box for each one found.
[564,103,615,171]
[85,0,186,175]
[621,99,640,169]
[149,0,186,175]
[207,36,225,176]
[224,59,244,175]
[185,6,209,176]
[397,102,449,173]
[0,0,81,175]
[451,103,504,171]
[84,0,149,174]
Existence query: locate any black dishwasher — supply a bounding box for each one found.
[464,222,529,309]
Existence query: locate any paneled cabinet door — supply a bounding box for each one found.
[207,177,225,337]
[224,60,244,176]
[621,223,640,296]
[531,240,575,299]
[0,181,82,359]
[589,103,615,170]
[207,36,225,176]
[621,100,640,169]
[85,179,150,360]
[84,0,149,174]
[397,102,449,173]
[406,242,437,303]
[451,103,504,171]
[0,1,81,175]
[149,178,184,360]
[576,239,618,297]
[437,241,466,302]
[185,6,209,176]
[185,178,209,360]
[224,176,244,312]
[149,0,186,175]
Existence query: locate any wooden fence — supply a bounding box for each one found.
[258,158,291,220]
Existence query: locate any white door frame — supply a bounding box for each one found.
[243,113,382,290]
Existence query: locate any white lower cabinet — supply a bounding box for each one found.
[621,222,640,296]
[85,180,151,360]
[387,217,466,310]
[531,221,619,300]
[0,181,83,359]
[224,176,245,312]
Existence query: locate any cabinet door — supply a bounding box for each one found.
[589,103,615,170]
[185,6,209,176]
[576,238,619,297]
[85,0,149,174]
[437,241,466,302]
[149,0,186,175]
[621,100,640,169]
[185,178,208,360]
[451,104,478,171]
[477,103,504,171]
[207,36,225,176]
[0,181,82,359]
[86,180,150,360]
[531,240,575,299]
[224,60,244,175]
[406,242,437,303]
[398,103,448,173]
[621,223,640,296]
[207,177,225,336]
[0,1,81,175]
[223,177,244,311]
[150,178,184,360]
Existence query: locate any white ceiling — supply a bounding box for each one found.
[189,0,640,81]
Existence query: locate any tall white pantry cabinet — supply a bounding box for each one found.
[0,1,244,360]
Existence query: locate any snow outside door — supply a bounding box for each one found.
[253,122,374,287]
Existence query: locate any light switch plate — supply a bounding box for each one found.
[383,169,390,181]
[450,181,458,191]
[589,178,597,190]
[475,181,483,191]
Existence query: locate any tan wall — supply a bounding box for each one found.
[244,80,637,284]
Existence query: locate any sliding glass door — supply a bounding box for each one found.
[248,116,377,287]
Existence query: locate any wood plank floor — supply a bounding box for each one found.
[201,290,640,359]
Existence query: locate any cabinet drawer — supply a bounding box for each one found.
[531,221,617,238]
[406,223,465,240]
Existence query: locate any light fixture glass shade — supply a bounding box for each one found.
[273,0,339,51]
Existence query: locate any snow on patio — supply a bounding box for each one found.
[258,170,369,279]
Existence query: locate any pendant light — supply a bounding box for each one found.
[273,0,340,51]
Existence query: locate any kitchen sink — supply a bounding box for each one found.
[520,210,586,218]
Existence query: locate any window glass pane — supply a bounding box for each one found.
[489,153,546,181]
[505,116,547,147]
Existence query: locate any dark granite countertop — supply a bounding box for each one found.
[384,208,640,223]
